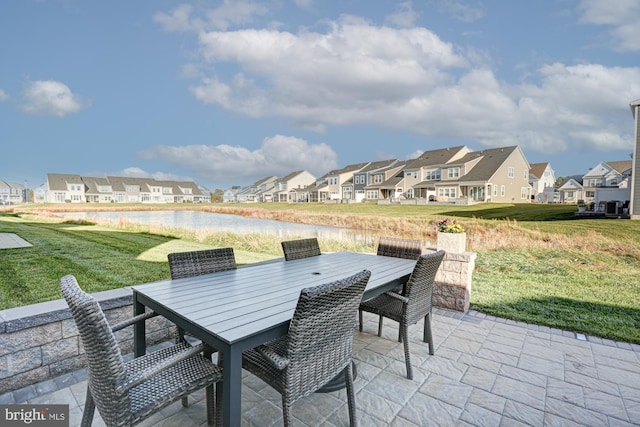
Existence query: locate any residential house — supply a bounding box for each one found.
[268,170,316,202]
[557,178,584,203]
[323,162,370,201]
[529,162,556,203]
[236,176,278,203]
[47,174,86,203]
[434,146,531,203]
[375,168,407,201]
[0,180,26,204]
[581,160,632,203]
[223,186,242,203]
[45,174,207,203]
[401,146,471,200]
[346,159,401,202]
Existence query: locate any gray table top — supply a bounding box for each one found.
[133,252,415,345]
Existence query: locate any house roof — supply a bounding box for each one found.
[529,163,549,180]
[358,159,398,173]
[604,160,632,174]
[47,174,85,191]
[405,146,468,169]
[452,146,522,182]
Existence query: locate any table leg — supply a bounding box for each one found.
[133,293,145,357]
[221,345,243,427]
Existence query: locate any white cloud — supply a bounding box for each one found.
[174,11,640,159]
[578,0,640,51]
[386,1,418,28]
[138,135,338,183]
[117,167,194,182]
[0,89,9,101]
[21,80,84,117]
[436,0,484,23]
[154,1,269,32]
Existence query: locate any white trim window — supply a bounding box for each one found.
[447,168,460,179]
[501,185,505,196]
[438,187,457,198]
[508,167,514,178]
[521,187,529,200]
[493,185,498,196]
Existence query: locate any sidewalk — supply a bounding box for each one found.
[2,308,639,426]
[0,232,32,249]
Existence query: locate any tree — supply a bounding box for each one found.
[211,189,224,203]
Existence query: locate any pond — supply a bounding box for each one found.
[56,210,375,242]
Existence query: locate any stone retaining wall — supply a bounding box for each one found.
[0,288,175,394]
[0,251,476,393]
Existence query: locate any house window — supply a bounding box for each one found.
[567,191,574,199]
[523,170,528,179]
[54,192,65,202]
[585,191,595,198]
[438,187,457,198]
[426,170,441,180]
[508,167,514,178]
[501,185,505,196]
[493,185,498,196]
[374,175,382,184]
[447,168,460,178]
[521,188,529,199]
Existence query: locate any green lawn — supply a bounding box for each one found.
[2,203,639,344]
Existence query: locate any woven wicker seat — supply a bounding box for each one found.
[60,275,223,427]
[358,251,445,380]
[280,238,321,261]
[243,270,371,427]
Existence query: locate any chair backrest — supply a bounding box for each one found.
[168,247,237,279]
[285,269,371,400]
[376,236,424,260]
[60,275,130,425]
[403,250,445,323]
[281,238,321,261]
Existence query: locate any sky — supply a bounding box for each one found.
[1,0,640,192]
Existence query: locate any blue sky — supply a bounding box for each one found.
[1,0,639,191]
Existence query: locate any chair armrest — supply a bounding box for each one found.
[116,343,207,395]
[111,310,159,332]
[384,291,409,304]
[258,345,290,370]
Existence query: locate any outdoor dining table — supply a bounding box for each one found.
[131,251,417,427]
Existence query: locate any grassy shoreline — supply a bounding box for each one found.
[2,203,639,343]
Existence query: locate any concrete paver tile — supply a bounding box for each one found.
[545,397,609,427]
[584,388,629,421]
[468,388,506,415]
[498,364,547,388]
[516,353,564,380]
[396,391,462,427]
[546,377,585,407]
[492,376,546,410]
[460,366,497,391]
[459,402,502,427]
[502,399,544,427]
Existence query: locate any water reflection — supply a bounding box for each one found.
[57,210,375,243]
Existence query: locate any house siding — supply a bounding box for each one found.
[631,101,640,219]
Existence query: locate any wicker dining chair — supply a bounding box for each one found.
[358,250,445,380]
[60,275,223,427]
[168,247,237,343]
[376,236,424,261]
[242,269,371,427]
[376,236,424,295]
[280,237,321,261]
